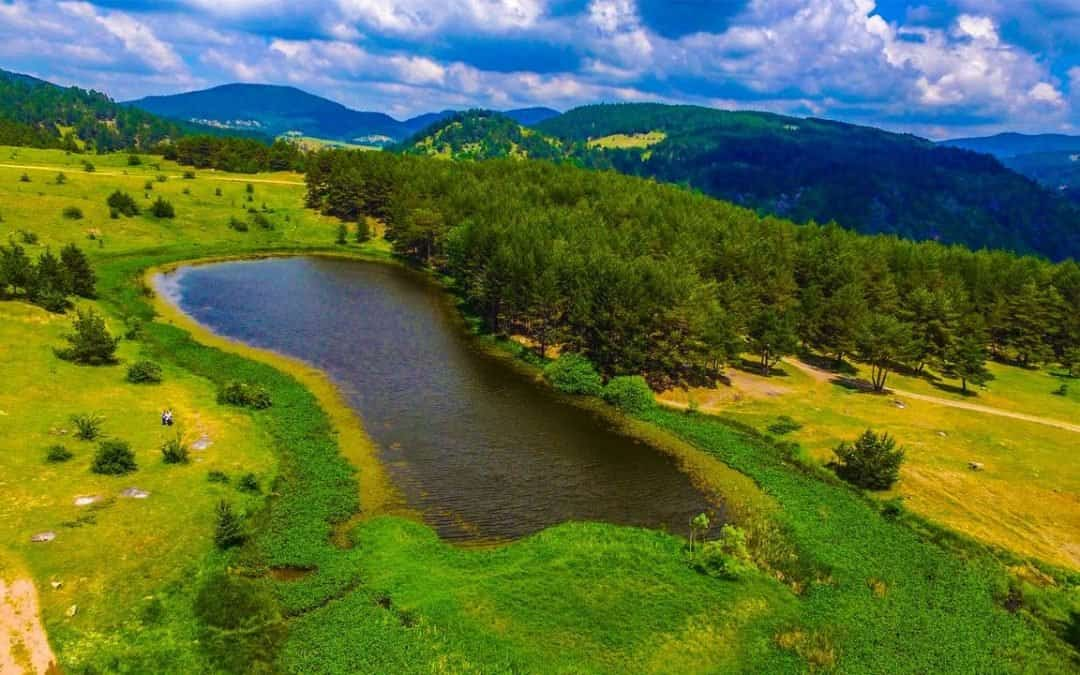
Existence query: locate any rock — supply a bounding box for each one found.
[968,461,985,471]
[191,434,212,451]
[121,488,150,499]
[50,581,62,590]
[31,531,56,543]
[893,399,907,409]
[73,495,99,506]
[937,431,947,438]
[65,604,78,617]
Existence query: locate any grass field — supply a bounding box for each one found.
[0,146,1076,672]
[659,355,1080,571]
[587,131,667,149]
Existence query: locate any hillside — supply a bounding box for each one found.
[128,83,559,144]
[0,68,199,151]
[535,104,1080,261]
[941,132,1080,158]
[396,110,564,160]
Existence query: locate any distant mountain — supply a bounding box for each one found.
[396,110,564,160]
[527,103,1080,261]
[128,83,559,145]
[0,68,209,151]
[941,133,1080,159]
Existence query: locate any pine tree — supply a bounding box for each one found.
[58,307,118,364]
[60,244,96,298]
[214,500,246,550]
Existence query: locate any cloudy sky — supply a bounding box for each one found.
[0,0,1077,138]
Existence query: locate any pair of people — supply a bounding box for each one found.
[160,409,174,426]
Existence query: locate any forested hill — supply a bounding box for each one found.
[534,103,1080,261]
[941,133,1080,158]
[0,68,205,152]
[396,110,565,160]
[128,83,560,144]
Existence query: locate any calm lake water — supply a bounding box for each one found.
[157,256,717,541]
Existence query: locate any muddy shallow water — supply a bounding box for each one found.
[157,256,717,542]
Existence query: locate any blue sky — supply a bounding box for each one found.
[1,0,1077,138]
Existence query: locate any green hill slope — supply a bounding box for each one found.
[536,103,1080,261]
[396,110,565,161]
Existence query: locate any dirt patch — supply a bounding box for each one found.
[73,495,100,507]
[120,488,150,499]
[268,566,316,582]
[0,578,57,674]
[29,533,54,544]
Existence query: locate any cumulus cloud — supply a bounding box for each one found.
[0,0,1075,134]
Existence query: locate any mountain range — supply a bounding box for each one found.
[126,83,559,145]
[940,133,1080,196]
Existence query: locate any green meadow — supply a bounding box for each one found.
[0,146,1076,672]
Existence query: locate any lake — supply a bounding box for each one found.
[157,256,718,542]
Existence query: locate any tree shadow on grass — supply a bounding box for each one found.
[930,380,980,398]
[732,357,791,378]
[798,351,856,376]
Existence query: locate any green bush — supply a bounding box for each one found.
[237,472,260,494]
[62,205,83,220]
[156,174,167,183]
[601,375,655,414]
[183,170,196,179]
[45,444,73,463]
[543,353,602,395]
[252,213,272,230]
[830,429,905,490]
[692,524,757,579]
[82,160,95,173]
[213,500,246,549]
[218,381,272,409]
[228,216,249,232]
[768,415,802,435]
[207,470,230,484]
[56,307,119,364]
[127,153,142,166]
[71,412,104,440]
[150,197,175,218]
[106,190,139,217]
[161,433,189,464]
[126,360,162,384]
[91,439,137,475]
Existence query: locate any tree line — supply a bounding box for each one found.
[0,242,96,312]
[305,150,1079,391]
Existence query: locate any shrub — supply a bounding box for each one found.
[46,444,73,463]
[543,353,603,395]
[54,172,66,185]
[237,472,260,494]
[127,153,142,166]
[830,430,905,491]
[336,224,348,245]
[602,375,655,414]
[71,412,104,440]
[125,359,162,384]
[245,183,254,194]
[150,197,175,218]
[109,207,119,219]
[252,213,272,230]
[228,216,249,232]
[207,470,230,484]
[692,525,756,579]
[183,170,196,179]
[214,187,222,197]
[144,180,154,191]
[768,415,803,435]
[91,439,137,475]
[156,174,167,183]
[19,172,30,182]
[218,381,272,409]
[19,230,38,244]
[106,190,139,217]
[62,205,83,220]
[213,501,246,549]
[57,307,118,364]
[82,161,95,173]
[161,433,189,464]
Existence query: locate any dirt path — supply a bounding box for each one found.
[787,358,1080,434]
[0,579,56,674]
[0,162,304,186]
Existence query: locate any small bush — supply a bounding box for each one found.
[228,216,249,232]
[207,470,230,484]
[252,213,272,230]
[144,180,154,191]
[56,307,119,364]
[214,187,222,197]
[218,381,272,409]
[213,501,246,550]
[127,153,142,166]
[91,439,137,475]
[692,525,756,579]
[830,430,905,491]
[237,472,260,494]
[19,172,30,182]
[109,207,119,219]
[543,353,603,396]
[62,206,84,220]
[54,172,66,185]
[245,183,254,194]
[82,161,95,173]
[150,197,175,218]
[336,224,348,245]
[46,444,73,463]
[107,190,139,217]
[156,174,167,183]
[768,415,803,435]
[602,375,655,414]
[183,170,196,179]
[125,359,162,384]
[161,433,189,464]
[71,412,104,440]
[19,230,38,244]
[1053,383,1069,397]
